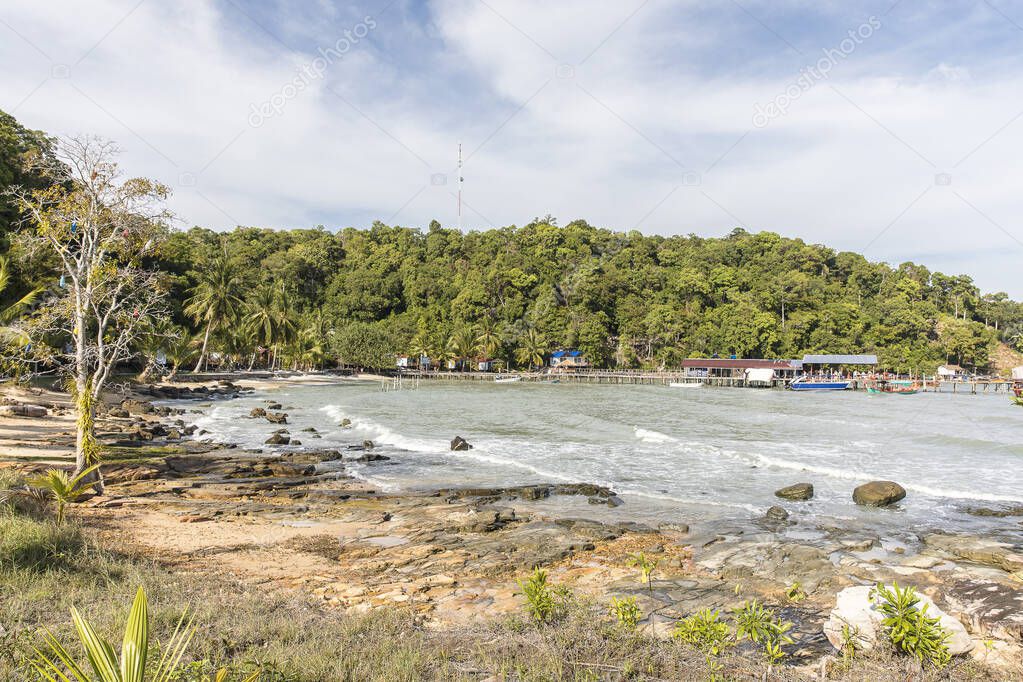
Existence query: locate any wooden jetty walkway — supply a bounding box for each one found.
[398,370,1015,394]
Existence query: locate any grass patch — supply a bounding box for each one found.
[0,514,1011,681]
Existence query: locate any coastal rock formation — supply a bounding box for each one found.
[765,505,789,521]
[450,436,472,451]
[923,534,1023,573]
[265,412,288,424]
[775,482,813,500]
[852,480,906,507]
[339,418,352,428]
[0,403,47,417]
[265,432,290,445]
[267,402,282,410]
[121,399,154,415]
[249,407,267,418]
[823,585,972,656]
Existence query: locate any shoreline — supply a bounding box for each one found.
[1,377,1022,672]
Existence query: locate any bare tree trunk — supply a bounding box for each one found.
[194,321,212,373]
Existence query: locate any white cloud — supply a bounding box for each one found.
[1,0,1021,296]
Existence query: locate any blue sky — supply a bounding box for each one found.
[2,0,1023,296]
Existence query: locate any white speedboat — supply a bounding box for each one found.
[669,381,703,388]
[494,375,521,383]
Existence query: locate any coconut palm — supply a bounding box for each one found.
[448,327,478,371]
[515,328,546,370]
[243,284,278,369]
[164,334,197,381]
[184,253,244,373]
[476,317,501,359]
[0,256,42,345]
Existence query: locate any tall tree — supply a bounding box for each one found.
[13,137,169,486]
[185,250,243,373]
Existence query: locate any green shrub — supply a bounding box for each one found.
[732,599,794,662]
[0,515,84,571]
[516,568,570,625]
[871,582,951,669]
[672,609,733,656]
[608,596,641,630]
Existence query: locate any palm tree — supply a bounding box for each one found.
[184,253,244,373]
[476,317,501,359]
[164,333,197,380]
[244,284,278,369]
[448,327,478,371]
[515,328,546,370]
[272,285,298,369]
[0,256,42,345]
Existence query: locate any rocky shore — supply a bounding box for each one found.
[1,378,1021,675]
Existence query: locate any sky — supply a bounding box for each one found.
[2,0,1023,296]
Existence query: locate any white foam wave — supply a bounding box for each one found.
[634,427,678,444]
[318,405,446,453]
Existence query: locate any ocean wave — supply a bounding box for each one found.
[318,405,446,453]
[634,427,679,444]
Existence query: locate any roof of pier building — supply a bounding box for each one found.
[681,358,800,370]
[800,354,878,365]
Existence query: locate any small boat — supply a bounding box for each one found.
[867,380,921,395]
[789,376,850,391]
[669,381,703,388]
[494,375,521,383]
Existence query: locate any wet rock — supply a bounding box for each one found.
[267,402,282,410]
[268,461,315,477]
[363,440,375,449]
[249,407,267,418]
[265,433,290,445]
[290,440,302,446]
[301,427,318,433]
[352,453,389,462]
[339,418,352,428]
[183,425,198,435]
[962,504,1023,518]
[265,412,288,424]
[775,482,814,501]
[450,436,472,451]
[852,480,906,507]
[108,408,130,418]
[823,585,972,656]
[765,505,790,522]
[520,485,551,501]
[166,429,182,440]
[120,399,154,415]
[658,522,690,535]
[923,534,1023,573]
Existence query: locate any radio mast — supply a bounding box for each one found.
[457,143,463,231]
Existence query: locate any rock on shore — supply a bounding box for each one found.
[775,482,813,501]
[852,480,906,507]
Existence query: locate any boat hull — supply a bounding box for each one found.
[790,381,850,391]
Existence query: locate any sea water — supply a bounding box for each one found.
[178,380,1023,536]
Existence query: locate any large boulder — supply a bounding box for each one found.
[853,480,906,507]
[775,482,814,501]
[265,432,290,445]
[120,399,154,415]
[450,436,473,451]
[824,585,972,656]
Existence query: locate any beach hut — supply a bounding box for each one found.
[550,350,589,370]
[1011,366,1023,381]
[937,364,968,381]
[477,358,495,372]
[800,354,877,378]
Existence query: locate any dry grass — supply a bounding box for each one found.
[0,513,1016,681]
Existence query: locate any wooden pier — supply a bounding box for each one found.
[404,370,1015,394]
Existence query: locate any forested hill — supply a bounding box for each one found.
[2,109,1022,373]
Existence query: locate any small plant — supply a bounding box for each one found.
[608,596,641,630]
[785,581,806,603]
[733,600,794,662]
[672,609,733,656]
[871,582,951,669]
[21,464,100,524]
[32,586,259,681]
[840,624,859,664]
[516,567,569,625]
[625,552,658,591]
